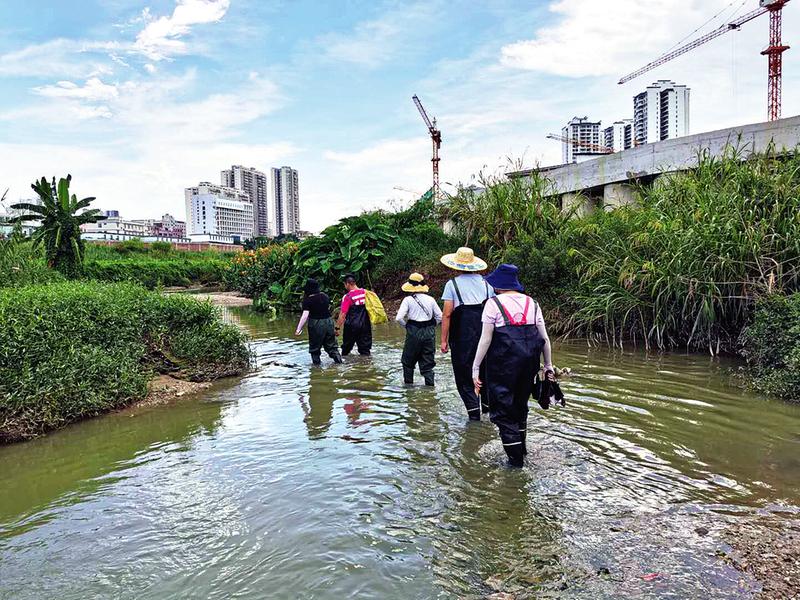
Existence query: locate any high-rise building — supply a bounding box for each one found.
[603,119,634,152]
[221,165,269,237]
[269,166,300,236]
[561,117,603,164]
[185,182,254,241]
[633,80,690,145]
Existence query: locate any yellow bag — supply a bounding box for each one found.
[364,290,388,325]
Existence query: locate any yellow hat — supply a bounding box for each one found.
[440,247,488,272]
[401,272,429,293]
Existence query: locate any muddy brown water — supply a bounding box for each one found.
[1,309,799,599]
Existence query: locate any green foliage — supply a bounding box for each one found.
[223,243,298,299]
[0,282,251,441]
[149,241,173,254]
[0,226,64,287]
[441,164,574,259]
[739,293,800,401]
[563,146,800,351]
[113,238,148,254]
[84,257,228,288]
[10,175,105,278]
[440,147,800,355]
[371,221,457,282]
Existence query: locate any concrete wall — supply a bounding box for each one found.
[528,114,800,196]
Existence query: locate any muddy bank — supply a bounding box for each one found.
[139,375,212,408]
[724,516,800,599]
[183,291,253,307]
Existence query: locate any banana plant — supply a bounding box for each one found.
[11,175,105,278]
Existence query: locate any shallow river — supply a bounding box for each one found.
[2,309,800,599]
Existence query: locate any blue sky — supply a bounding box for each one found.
[1,0,799,231]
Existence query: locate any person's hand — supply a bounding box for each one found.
[473,375,482,397]
[294,330,302,336]
[441,341,449,353]
[545,368,556,382]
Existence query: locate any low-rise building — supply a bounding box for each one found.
[81,212,150,241]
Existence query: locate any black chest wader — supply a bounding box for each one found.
[307,317,343,365]
[401,317,437,386]
[448,279,490,420]
[342,304,372,356]
[484,297,544,467]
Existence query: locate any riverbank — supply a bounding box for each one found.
[0,282,251,443]
[724,516,800,599]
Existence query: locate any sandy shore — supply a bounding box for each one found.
[189,291,254,307]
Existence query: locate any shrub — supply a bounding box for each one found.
[739,293,800,401]
[83,257,228,288]
[0,230,64,287]
[0,282,251,441]
[224,243,298,299]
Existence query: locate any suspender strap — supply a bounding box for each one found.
[412,294,432,320]
[451,279,464,305]
[484,281,489,301]
[492,297,511,327]
[492,296,531,326]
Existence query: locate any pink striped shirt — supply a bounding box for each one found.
[341,288,366,314]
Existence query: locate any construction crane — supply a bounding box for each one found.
[546,133,613,154]
[412,94,442,201]
[619,0,790,121]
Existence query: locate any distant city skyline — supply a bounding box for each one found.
[1,1,798,231]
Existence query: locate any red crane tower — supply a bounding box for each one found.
[412,94,442,200]
[619,0,790,121]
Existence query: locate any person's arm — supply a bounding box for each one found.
[535,303,554,376]
[440,301,454,352]
[440,282,454,353]
[295,310,310,335]
[335,294,350,330]
[432,298,443,324]
[472,323,495,394]
[395,298,409,327]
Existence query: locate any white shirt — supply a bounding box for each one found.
[396,294,443,327]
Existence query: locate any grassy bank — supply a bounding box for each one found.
[0,281,251,442]
[83,241,231,288]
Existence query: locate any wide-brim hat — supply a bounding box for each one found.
[401,272,429,293]
[485,264,524,292]
[440,247,487,272]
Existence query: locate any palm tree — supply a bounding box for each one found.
[11,175,105,278]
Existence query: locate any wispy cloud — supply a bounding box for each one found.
[133,0,231,61]
[0,39,120,78]
[316,2,438,68]
[34,77,120,102]
[500,0,737,77]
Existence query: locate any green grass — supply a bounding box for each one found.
[0,281,252,442]
[444,146,800,354]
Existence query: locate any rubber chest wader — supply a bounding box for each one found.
[308,317,342,365]
[449,279,490,420]
[402,311,437,386]
[485,296,544,467]
[342,295,372,356]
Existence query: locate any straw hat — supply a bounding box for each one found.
[440,247,488,272]
[401,272,429,293]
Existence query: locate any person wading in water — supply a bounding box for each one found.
[335,273,372,356]
[295,278,343,366]
[472,264,554,467]
[396,273,442,386]
[440,247,494,420]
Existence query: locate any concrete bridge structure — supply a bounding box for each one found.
[509,114,800,215]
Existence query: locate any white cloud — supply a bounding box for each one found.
[0,39,120,78]
[134,0,231,61]
[500,0,743,77]
[316,2,436,68]
[34,78,120,102]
